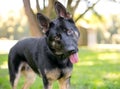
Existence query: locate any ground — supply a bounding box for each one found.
[0,48,120,89]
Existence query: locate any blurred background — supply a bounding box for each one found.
[0,0,120,53]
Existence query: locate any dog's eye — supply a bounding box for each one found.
[54,36,60,41]
[67,29,73,35]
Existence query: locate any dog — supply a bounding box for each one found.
[8,1,80,89]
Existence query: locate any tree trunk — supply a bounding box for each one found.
[46,0,55,19]
[23,0,43,37]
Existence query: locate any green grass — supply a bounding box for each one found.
[0,48,120,89]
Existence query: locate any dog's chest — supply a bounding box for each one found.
[45,67,72,80]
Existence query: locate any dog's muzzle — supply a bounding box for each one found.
[65,46,79,64]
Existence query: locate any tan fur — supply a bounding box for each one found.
[13,73,21,89]
[13,62,36,89]
[62,68,72,78]
[21,63,36,89]
[13,62,24,89]
[45,67,72,89]
[58,78,70,89]
[45,68,61,81]
[13,63,72,89]
[58,68,72,89]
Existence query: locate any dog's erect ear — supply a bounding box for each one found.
[37,13,50,33]
[54,1,71,18]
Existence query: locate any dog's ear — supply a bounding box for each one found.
[37,13,50,33]
[54,1,71,18]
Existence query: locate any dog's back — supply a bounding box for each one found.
[8,37,46,71]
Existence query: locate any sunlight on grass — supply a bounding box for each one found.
[77,61,94,66]
[103,73,120,80]
[0,61,8,69]
[98,53,120,61]
[94,80,104,87]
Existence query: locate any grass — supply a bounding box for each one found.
[0,48,120,89]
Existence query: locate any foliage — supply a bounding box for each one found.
[0,10,30,40]
[0,48,120,89]
[97,15,120,44]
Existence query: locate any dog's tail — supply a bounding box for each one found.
[8,49,16,87]
[8,48,24,88]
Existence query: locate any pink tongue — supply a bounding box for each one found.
[69,53,79,64]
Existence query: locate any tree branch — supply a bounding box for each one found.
[73,0,81,12]
[75,0,101,22]
[67,0,73,15]
[43,0,45,9]
[72,0,81,16]
[36,0,41,13]
[46,0,55,17]
[67,0,72,6]
[92,8,103,21]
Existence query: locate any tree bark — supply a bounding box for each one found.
[46,0,55,18]
[23,0,43,37]
[67,0,81,17]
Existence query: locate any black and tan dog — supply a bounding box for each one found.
[8,1,80,89]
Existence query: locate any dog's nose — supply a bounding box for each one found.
[69,50,76,54]
[65,46,76,54]
[65,46,77,55]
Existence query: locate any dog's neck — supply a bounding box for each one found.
[44,36,55,56]
[44,36,71,66]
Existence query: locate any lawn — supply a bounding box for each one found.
[0,48,120,89]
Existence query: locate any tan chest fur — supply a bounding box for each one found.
[45,68,72,81]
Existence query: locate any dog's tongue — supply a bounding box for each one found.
[69,53,79,64]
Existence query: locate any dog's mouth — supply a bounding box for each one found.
[51,44,79,64]
[69,52,79,64]
[55,50,79,64]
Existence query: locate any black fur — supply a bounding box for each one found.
[8,1,80,89]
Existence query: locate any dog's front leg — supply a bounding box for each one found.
[43,78,53,89]
[58,78,70,89]
[44,85,52,89]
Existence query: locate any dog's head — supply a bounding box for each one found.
[37,1,80,63]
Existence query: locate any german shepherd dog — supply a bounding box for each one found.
[8,1,80,89]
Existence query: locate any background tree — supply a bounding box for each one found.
[23,0,101,37]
